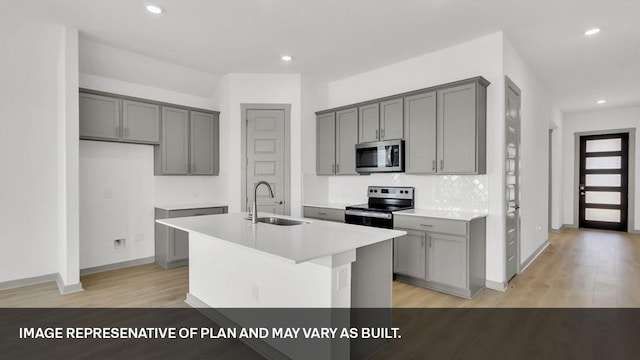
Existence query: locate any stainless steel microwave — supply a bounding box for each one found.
[355,139,405,174]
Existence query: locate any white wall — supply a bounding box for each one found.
[0,14,77,283]
[322,33,505,284]
[503,36,563,264]
[563,106,640,231]
[78,74,224,269]
[214,73,303,216]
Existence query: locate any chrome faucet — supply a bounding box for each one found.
[251,181,274,223]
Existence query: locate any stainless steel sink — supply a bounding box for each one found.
[256,217,309,226]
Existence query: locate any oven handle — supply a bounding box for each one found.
[345,209,392,219]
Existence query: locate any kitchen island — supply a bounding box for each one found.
[156,212,405,359]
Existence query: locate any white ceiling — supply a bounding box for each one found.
[19,0,640,113]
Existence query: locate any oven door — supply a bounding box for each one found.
[355,140,404,174]
[345,209,393,229]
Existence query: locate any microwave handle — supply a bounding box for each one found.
[386,146,392,165]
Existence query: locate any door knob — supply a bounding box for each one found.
[275,201,283,205]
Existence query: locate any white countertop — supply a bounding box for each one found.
[302,202,353,210]
[155,202,228,211]
[393,208,488,221]
[157,212,405,264]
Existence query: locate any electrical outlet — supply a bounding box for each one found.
[250,284,259,301]
[114,238,126,250]
[337,268,348,290]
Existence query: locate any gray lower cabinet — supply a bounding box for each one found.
[393,214,486,298]
[315,108,358,175]
[155,205,228,269]
[393,229,427,280]
[80,93,160,144]
[155,107,219,176]
[303,206,345,222]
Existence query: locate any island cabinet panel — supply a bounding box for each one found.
[79,93,121,141]
[404,92,437,174]
[122,100,160,144]
[358,103,380,143]
[316,112,336,175]
[336,108,358,175]
[393,229,427,280]
[303,206,345,222]
[394,213,486,299]
[379,98,404,140]
[155,205,228,269]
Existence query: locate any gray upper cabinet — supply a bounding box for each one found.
[379,98,403,140]
[316,112,336,175]
[155,107,219,176]
[358,103,380,143]
[404,92,437,174]
[79,93,120,141]
[437,82,486,174]
[158,107,189,175]
[358,99,403,143]
[190,111,219,175]
[122,100,160,144]
[336,108,358,175]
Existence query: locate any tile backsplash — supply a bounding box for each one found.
[325,173,488,212]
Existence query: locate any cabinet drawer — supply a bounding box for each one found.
[394,215,467,236]
[303,206,344,222]
[169,207,225,218]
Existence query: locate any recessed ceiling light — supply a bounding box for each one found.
[585,28,600,36]
[145,4,164,14]
[596,99,606,104]
[281,55,293,62]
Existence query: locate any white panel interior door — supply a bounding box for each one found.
[246,109,286,215]
[505,77,521,282]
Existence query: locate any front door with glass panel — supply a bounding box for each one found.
[579,133,629,232]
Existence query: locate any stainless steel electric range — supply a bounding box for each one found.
[345,186,415,229]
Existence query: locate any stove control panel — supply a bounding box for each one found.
[367,186,414,200]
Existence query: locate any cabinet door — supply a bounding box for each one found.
[122,100,160,144]
[316,113,336,175]
[437,84,477,174]
[380,98,403,140]
[404,92,436,174]
[393,229,427,280]
[190,111,217,175]
[358,103,379,143]
[428,233,467,289]
[161,107,189,175]
[336,108,358,175]
[79,93,120,140]
[170,229,189,262]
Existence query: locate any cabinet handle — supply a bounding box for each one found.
[440,160,444,170]
[336,164,340,173]
[432,160,436,171]
[318,212,327,216]
[420,224,433,228]
[375,129,379,140]
[429,237,432,248]
[381,128,385,139]
[421,238,425,248]
[332,164,335,173]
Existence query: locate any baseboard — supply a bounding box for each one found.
[550,224,565,233]
[520,239,550,273]
[485,280,507,291]
[80,256,155,276]
[56,273,84,295]
[629,229,640,234]
[0,273,57,291]
[185,293,289,360]
[563,223,578,229]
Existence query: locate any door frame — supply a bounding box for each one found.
[572,128,636,232]
[240,104,291,215]
[504,75,521,280]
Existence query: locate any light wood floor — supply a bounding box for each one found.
[1,228,639,308]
